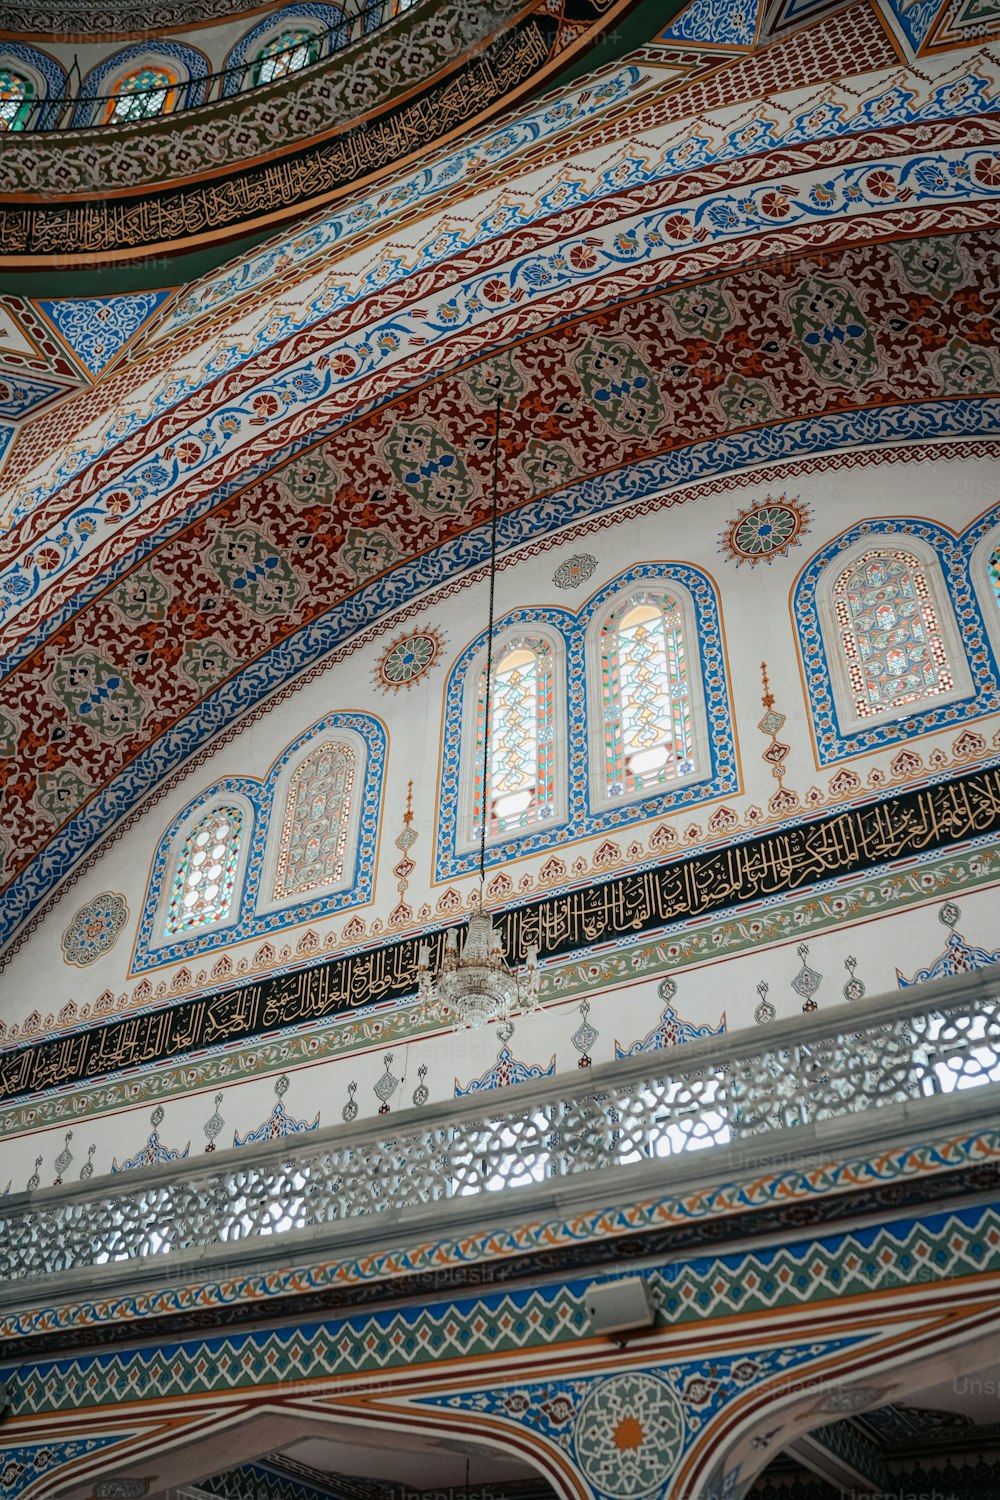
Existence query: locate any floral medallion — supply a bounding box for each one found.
[553,553,598,589]
[375,627,445,693]
[574,1372,684,1498]
[720,495,810,566]
[61,892,129,967]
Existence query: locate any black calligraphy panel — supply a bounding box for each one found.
[3,766,999,1103]
[0,23,552,258]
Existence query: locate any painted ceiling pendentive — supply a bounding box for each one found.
[0,296,90,478]
[0,11,999,954]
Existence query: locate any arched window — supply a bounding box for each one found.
[105,65,179,123]
[0,68,33,131]
[438,572,732,878]
[252,29,320,85]
[598,590,695,799]
[967,518,1000,675]
[272,738,356,900]
[473,636,556,839]
[831,547,957,721]
[165,806,243,935]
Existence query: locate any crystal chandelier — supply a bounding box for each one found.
[418,394,541,1029]
[418,894,539,1030]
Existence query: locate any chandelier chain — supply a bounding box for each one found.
[479,392,502,889]
[417,392,539,1027]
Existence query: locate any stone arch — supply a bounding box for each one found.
[38,1391,572,1500]
[689,1287,1000,1498]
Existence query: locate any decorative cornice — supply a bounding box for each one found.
[3,763,1000,1103]
[0,0,277,37]
[0,0,642,263]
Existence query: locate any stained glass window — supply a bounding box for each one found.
[273,740,356,899]
[165,807,243,934]
[473,638,555,837]
[105,65,178,123]
[0,69,33,131]
[252,29,320,85]
[833,548,954,719]
[989,545,1000,611]
[600,592,693,798]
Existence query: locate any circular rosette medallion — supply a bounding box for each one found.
[574,1372,685,1498]
[61,892,129,966]
[721,496,810,566]
[375,627,445,692]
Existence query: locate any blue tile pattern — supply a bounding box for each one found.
[38,291,172,379]
[660,0,764,47]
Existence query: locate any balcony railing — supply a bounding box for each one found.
[0,966,998,1288]
[1,0,416,133]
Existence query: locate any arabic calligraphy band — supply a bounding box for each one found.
[3,766,999,1103]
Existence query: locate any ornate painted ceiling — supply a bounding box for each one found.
[0,0,999,959]
[0,0,664,265]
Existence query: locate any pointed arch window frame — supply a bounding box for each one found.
[811,531,975,741]
[133,711,386,974]
[250,27,324,86]
[256,727,370,916]
[151,794,255,949]
[456,622,569,854]
[104,63,181,123]
[794,509,1000,767]
[0,67,35,131]
[220,3,348,95]
[0,43,66,129]
[436,563,736,881]
[585,578,711,813]
[969,518,1000,673]
[72,40,208,126]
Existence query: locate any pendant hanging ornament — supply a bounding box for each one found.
[843,955,865,1003]
[754,981,776,1025]
[418,394,542,1030]
[572,999,598,1068]
[418,897,540,1030]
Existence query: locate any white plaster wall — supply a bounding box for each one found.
[7,444,1000,1020]
[1,448,999,1185]
[3,448,997,1031]
[2,879,998,1190]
